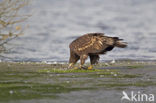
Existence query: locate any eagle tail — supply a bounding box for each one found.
[113,37,127,48]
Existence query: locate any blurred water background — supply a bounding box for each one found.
[1,0,156,62]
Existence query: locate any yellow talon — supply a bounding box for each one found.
[74,67,78,70]
[88,65,93,70]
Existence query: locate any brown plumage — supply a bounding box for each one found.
[69,33,127,68]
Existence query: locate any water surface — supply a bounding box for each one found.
[1,0,156,62]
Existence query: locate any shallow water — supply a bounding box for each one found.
[0,61,156,103]
[1,0,156,62]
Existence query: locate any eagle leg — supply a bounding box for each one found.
[89,55,100,65]
[80,54,88,69]
[88,55,100,70]
[68,57,79,69]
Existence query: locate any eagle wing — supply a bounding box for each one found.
[89,35,113,53]
[70,33,114,55]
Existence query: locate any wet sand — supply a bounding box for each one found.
[0,60,156,103]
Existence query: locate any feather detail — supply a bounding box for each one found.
[77,37,96,51]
